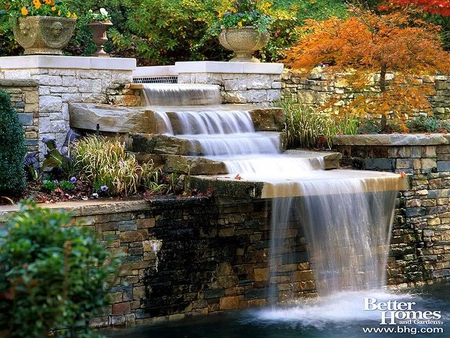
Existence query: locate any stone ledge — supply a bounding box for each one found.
[0,56,136,71]
[0,200,150,221]
[333,134,450,146]
[0,79,38,87]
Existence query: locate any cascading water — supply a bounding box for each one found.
[144,86,401,308]
[150,106,399,293]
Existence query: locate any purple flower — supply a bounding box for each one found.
[54,180,59,185]
[70,177,77,184]
[100,185,108,192]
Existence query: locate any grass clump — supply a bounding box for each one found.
[281,100,359,149]
[72,135,163,196]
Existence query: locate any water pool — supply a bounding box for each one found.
[103,281,450,338]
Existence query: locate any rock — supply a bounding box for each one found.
[69,103,159,133]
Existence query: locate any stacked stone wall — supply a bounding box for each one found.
[0,79,39,152]
[282,72,450,120]
[0,198,314,327]
[333,134,450,286]
[178,72,282,104]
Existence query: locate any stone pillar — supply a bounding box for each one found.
[0,56,137,152]
[175,61,283,105]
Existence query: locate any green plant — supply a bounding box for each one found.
[72,135,165,196]
[281,99,360,149]
[141,162,166,194]
[6,0,77,19]
[59,180,75,191]
[0,200,120,337]
[0,90,26,196]
[212,0,272,33]
[41,179,58,192]
[87,7,110,22]
[406,116,450,133]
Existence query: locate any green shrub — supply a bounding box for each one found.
[0,0,351,63]
[0,90,26,195]
[0,201,121,337]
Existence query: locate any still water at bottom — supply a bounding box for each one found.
[103,281,450,338]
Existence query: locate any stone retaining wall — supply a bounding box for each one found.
[333,134,450,285]
[0,79,39,152]
[0,198,314,327]
[282,71,450,119]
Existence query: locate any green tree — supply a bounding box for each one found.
[0,90,26,196]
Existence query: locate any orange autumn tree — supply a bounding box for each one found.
[389,0,450,16]
[284,7,450,128]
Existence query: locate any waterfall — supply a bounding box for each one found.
[148,100,400,301]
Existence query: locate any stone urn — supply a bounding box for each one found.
[12,16,76,55]
[87,20,113,57]
[219,26,270,62]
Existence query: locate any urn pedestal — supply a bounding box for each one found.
[87,20,113,57]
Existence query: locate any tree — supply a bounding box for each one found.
[283,7,450,127]
[0,90,26,196]
[389,0,450,16]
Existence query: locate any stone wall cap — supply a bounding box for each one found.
[133,65,177,77]
[333,134,450,146]
[0,56,136,71]
[175,61,283,75]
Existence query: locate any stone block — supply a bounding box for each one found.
[219,296,241,310]
[136,218,156,229]
[254,268,270,282]
[18,113,33,126]
[364,158,395,171]
[437,161,450,172]
[120,231,144,242]
[39,75,62,86]
[39,95,62,113]
[396,159,412,169]
[118,220,137,231]
[112,302,131,315]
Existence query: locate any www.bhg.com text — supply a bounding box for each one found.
[364,297,443,325]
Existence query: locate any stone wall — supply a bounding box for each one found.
[282,71,450,120]
[175,61,283,105]
[0,56,139,153]
[0,198,314,327]
[0,79,39,152]
[333,134,450,286]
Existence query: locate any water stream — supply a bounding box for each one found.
[148,99,400,295]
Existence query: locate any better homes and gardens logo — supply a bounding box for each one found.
[362,297,444,335]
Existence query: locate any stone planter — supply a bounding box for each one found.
[87,20,113,57]
[219,26,269,62]
[12,16,76,55]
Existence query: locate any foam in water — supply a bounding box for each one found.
[255,291,418,328]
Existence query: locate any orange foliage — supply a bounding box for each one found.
[284,7,450,122]
[388,0,450,16]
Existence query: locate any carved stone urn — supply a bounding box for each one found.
[12,16,77,55]
[219,26,270,62]
[87,20,113,57]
